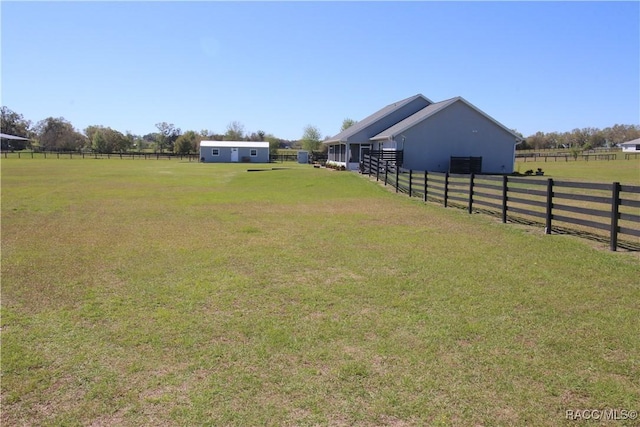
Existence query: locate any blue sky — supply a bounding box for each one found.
[1,1,638,140]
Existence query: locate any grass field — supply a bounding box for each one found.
[1,159,639,426]
[515,157,639,185]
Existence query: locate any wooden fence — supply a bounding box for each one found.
[1,150,200,161]
[362,154,640,251]
[516,152,640,161]
[2,151,327,163]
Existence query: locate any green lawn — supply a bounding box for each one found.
[515,157,640,185]
[1,159,639,426]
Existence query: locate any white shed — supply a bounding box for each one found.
[200,141,270,163]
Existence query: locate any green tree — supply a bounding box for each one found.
[91,130,109,153]
[35,117,86,151]
[300,125,322,152]
[1,106,32,150]
[341,118,357,132]
[224,121,245,141]
[125,131,138,152]
[174,130,199,154]
[155,122,181,153]
[569,145,582,160]
[247,130,266,142]
[85,126,130,153]
[111,129,130,152]
[264,133,281,155]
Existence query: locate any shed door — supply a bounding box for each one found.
[231,147,239,162]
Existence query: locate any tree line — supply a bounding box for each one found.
[0,107,310,154]
[3,106,636,154]
[515,124,640,151]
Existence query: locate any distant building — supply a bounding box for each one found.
[200,141,270,163]
[0,132,30,151]
[620,138,640,152]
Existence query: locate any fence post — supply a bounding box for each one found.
[502,175,508,223]
[384,161,389,186]
[408,169,413,197]
[444,172,449,207]
[31,151,34,159]
[545,178,553,234]
[376,157,380,182]
[395,168,399,193]
[424,171,428,202]
[468,173,475,214]
[368,154,373,177]
[610,182,621,251]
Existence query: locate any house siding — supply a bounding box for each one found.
[400,101,517,174]
[200,146,270,163]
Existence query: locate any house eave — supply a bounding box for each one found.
[324,138,348,144]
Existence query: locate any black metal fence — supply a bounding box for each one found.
[362,154,640,251]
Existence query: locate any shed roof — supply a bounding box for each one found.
[200,141,269,148]
[324,93,433,144]
[370,97,523,142]
[0,133,30,140]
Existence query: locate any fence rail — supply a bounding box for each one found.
[1,150,318,163]
[1,150,202,161]
[362,154,640,251]
[516,152,640,161]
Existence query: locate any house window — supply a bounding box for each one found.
[250,149,258,157]
[212,148,220,156]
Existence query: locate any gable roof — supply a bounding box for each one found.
[370,96,523,142]
[200,141,269,148]
[324,94,433,144]
[370,98,458,141]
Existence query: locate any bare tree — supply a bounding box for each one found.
[224,121,245,141]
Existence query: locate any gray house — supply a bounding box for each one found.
[324,94,522,174]
[200,141,270,163]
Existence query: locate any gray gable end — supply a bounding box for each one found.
[370,97,523,142]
